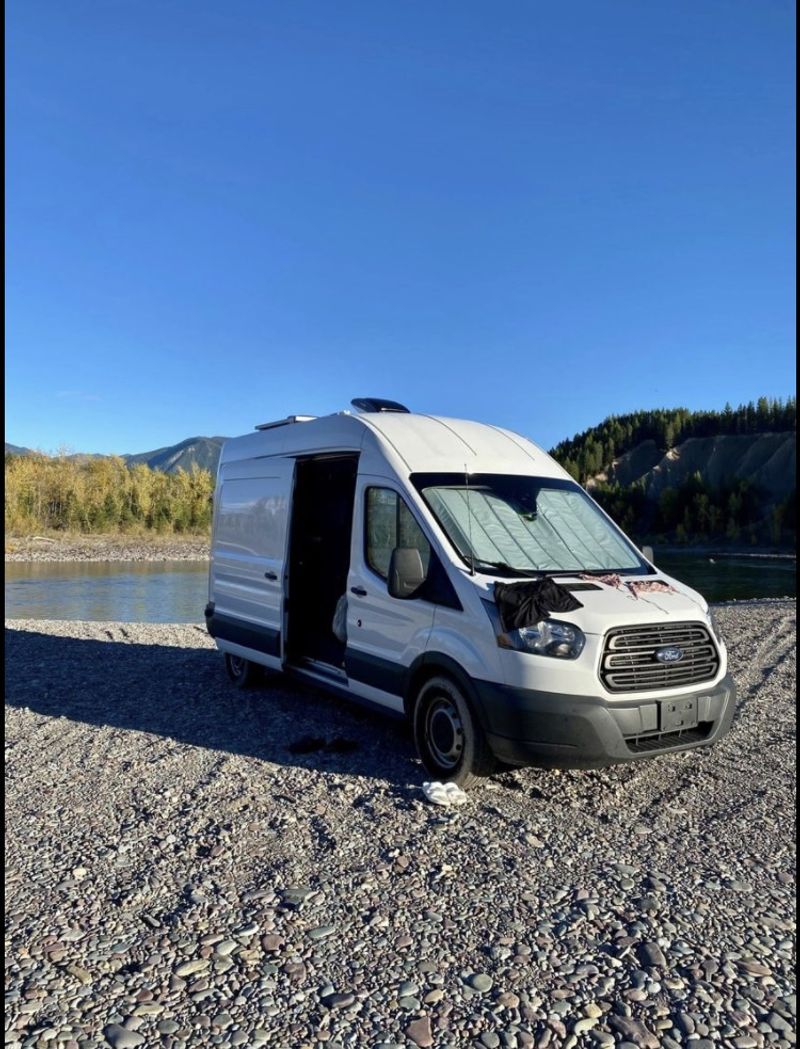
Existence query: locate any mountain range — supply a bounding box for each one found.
[6,423,796,502]
[5,437,227,474]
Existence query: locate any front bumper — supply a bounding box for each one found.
[473,673,736,769]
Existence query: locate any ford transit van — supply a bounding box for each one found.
[205,399,735,786]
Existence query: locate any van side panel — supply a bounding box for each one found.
[210,458,294,660]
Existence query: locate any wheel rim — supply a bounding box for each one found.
[229,656,246,678]
[425,694,464,769]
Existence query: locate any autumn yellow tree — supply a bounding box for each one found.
[4,453,213,535]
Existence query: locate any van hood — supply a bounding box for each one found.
[474,573,709,636]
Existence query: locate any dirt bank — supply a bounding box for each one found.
[5,534,210,563]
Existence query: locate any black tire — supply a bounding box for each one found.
[413,674,496,788]
[224,653,261,690]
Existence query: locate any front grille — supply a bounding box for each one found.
[600,622,720,693]
[625,724,712,753]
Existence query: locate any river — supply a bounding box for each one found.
[4,554,795,623]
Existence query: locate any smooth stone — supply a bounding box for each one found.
[768,1012,793,1033]
[103,1027,145,1049]
[626,988,647,1004]
[406,1017,433,1048]
[323,993,355,1010]
[308,925,335,941]
[592,1035,614,1048]
[469,974,493,993]
[674,1013,695,1036]
[639,942,667,968]
[234,923,259,937]
[496,992,520,1009]
[608,1016,659,1049]
[214,940,238,957]
[174,960,209,977]
[573,1019,596,1034]
[738,959,772,976]
[282,885,314,900]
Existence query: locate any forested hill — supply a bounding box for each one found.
[550,397,796,484]
[549,398,796,547]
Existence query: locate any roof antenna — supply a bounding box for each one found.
[465,463,475,576]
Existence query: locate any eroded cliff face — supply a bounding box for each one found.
[591,431,795,500]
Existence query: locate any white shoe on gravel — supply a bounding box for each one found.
[422,781,469,806]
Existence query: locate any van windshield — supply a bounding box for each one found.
[411,473,647,577]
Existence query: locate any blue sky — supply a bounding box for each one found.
[6,0,796,455]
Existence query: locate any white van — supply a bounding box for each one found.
[205,399,735,786]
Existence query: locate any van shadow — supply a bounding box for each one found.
[5,626,419,787]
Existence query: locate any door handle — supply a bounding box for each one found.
[264,571,278,581]
[350,586,367,597]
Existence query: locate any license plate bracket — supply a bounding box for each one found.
[661,696,698,732]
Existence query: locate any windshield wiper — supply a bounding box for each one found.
[462,556,544,578]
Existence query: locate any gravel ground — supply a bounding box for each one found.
[5,601,796,1049]
[5,536,209,563]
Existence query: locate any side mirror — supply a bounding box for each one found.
[387,547,426,599]
[642,545,654,563]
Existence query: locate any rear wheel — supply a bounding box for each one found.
[413,674,496,788]
[224,653,261,689]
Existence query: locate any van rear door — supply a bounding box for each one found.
[210,457,294,664]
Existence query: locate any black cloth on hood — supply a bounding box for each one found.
[493,577,583,632]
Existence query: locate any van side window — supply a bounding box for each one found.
[366,488,431,580]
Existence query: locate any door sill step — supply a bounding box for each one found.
[294,658,348,682]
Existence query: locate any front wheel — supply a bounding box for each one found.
[224,653,261,690]
[413,675,496,788]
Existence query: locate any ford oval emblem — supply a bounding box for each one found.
[656,645,684,663]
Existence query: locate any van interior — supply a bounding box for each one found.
[286,454,359,672]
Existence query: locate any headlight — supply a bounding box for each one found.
[707,608,724,644]
[498,618,586,659]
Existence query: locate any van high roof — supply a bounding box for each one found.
[221,402,569,480]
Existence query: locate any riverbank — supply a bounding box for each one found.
[5,533,210,562]
[6,532,796,566]
[651,544,796,561]
[5,601,796,1049]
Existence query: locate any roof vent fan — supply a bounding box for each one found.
[350,398,410,414]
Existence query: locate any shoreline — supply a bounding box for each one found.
[5,534,210,563]
[654,545,796,561]
[6,533,795,565]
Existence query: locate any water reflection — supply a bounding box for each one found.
[656,554,796,603]
[5,561,209,623]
